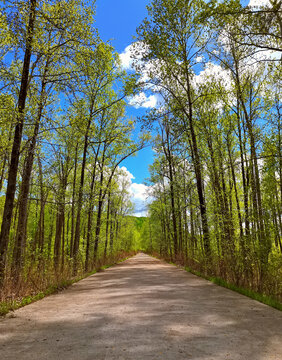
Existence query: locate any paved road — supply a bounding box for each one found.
[0,253,281,360]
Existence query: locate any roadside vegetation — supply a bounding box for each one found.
[137,0,281,303]
[0,0,281,312]
[0,0,148,307]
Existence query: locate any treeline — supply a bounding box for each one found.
[0,0,145,299]
[137,0,281,299]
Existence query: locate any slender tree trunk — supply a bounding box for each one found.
[205,130,229,256]
[0,122,13,192]
[47,207,54,261]
[109,207,115,253]
[189,186,196,255]
[70,144,78,258]
[227,136,244,238]
[0,0,37,283]
[93,150,106,263]
[240,82,269,273]
[162,125,178,257]
[85,155,99,272]
[104,189,111,259]
[73,117,92,274]
[236,103,250,237]
[182,54,210,256]
[36,155,46,255]
[54,171,67,271]
[61,213,65,272]
[12,61,49,277]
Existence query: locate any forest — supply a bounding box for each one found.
[138,0,282,301]
[0,0,281,308]
[0,0,148,305]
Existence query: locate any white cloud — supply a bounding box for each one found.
[117,166,152,217]
[248,49,281,66]
[119,43,163,88]
[128,92,158,109]
[130,183,148,200]
[217,26,280,76]
[119,42,150,71]
[119,43,161,109]
[192,62,235,110]
[119,45,133,70]
[119,166,135,181]
[195,56,204,63]
[193,62,232,91]
[248,0,270,7]
[130,182,153,217]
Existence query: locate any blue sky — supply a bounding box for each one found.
[95,0,153,216]
[95,0,150,53]
[94,0,263,216]
[96,0,154,186]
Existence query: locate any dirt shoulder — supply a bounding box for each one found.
[0,253,281,360]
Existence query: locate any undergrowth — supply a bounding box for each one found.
[184,265,282,311]
[150,253,282,312]
[0,251,136,317]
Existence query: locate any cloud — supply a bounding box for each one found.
[217,24,280,77]
[119,45,133,70]
[119,166,135,181]
[192,62,235,110]
[195,56,204,63]
[130,183,148,200]
[117,166,152,217]
[248,0,270,7]
[119,42,150,71]
[120,43,164,87]
[130,182,152,217]
[193,62,232,91]
[128,92,158,109]
[119,44,161,109]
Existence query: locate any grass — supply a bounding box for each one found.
[2,252,280,316]
[207,275,282,311]
[0,253,134,317]
[149,253,282,311]
[182,264,282,311]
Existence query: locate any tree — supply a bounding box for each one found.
[0,0,37,283]
[134,0,211,256]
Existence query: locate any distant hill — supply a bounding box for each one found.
[126,216,147,230]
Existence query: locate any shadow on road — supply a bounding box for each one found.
[0,254,281,360]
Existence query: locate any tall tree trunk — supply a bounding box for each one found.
[205,129,229,256]
[0,0,37,282]
[70,144,78,258]
[12,60,49,278]
[35,155,46,255]
[103,189,111,259]
[93,145,108,263]
[93,172,104,262]
[85,153,99,272]
[237,108,250,237]
[47,207,54,261]
[109,207,115,253]
[162,125,178,257]
[73,116,92,274]
[183,69,210,256]
[0,123,13,193]
[54,190,66,270]
[239,80,269,275]
[54,163,68,271]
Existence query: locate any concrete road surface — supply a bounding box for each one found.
[0,253,281,360]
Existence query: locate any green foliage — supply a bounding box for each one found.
[0,252,135,316]
[0,0,281,314]
[135,0,282,302]
[0,0,149,301]
[185,268,282,312]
